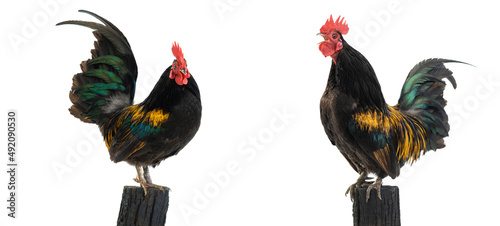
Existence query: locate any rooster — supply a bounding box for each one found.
[318,15,466,201]
[58,10,202,194]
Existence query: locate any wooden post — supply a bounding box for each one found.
[117,186,169,226]
[352,185,400,226]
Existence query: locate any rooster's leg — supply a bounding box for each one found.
[133,165,171,195]
[365,177,383,202]
[345,171,372,201]
[143,166,153,184]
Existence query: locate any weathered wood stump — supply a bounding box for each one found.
[117,186,169,226]
[353,185,400,226]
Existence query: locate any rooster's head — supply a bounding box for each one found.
[318,15,349,64]
[170,42,190,86]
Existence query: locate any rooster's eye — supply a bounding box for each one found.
[332,33,338,39]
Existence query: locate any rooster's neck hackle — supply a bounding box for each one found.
[141,66,200,112]
[328,40,387,113]
[141,67,180,112]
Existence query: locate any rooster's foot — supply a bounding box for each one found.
[134,165,171,195]
[133,177,171,195]
[345,171,372,201]
[365,177,383,202]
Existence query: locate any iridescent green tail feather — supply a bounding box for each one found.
[397,58,467,151]
[58,10,138,124]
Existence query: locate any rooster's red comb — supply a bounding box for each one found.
[172,42,184,63]
[320,15,349,35]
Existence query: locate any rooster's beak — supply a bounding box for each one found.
[317,33,328,44]
[180,69,187,75]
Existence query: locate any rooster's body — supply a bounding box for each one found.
[318,16,463,200]
[58,10,201,193]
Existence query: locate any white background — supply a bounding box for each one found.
[1,0,499,225]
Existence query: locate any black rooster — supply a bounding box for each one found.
[58,10,201,194]
[318,15,466,201]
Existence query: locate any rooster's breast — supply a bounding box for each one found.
[320,88,366,173]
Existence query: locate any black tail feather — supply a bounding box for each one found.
[58,10,138,124]
[398,58,469,153]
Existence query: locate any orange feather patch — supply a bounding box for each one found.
[103,104,170,150]
[373,145,392,175]
[353,105,428,164]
